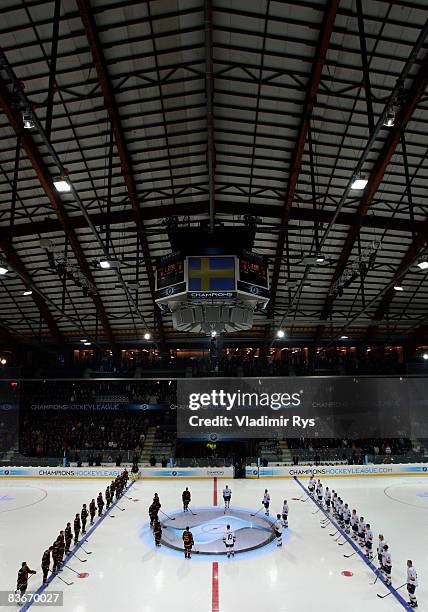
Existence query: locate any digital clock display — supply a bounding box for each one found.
[239,253,268,288]
[156,253,185,289]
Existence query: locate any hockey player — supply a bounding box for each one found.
[153,493,161,511]
[350,509,359,540]
[97,492,104,517]
[51,538,60,574]
[406,560,418,608]
[223,485,232,511]
[105,486,111,510]
[89,499,96,525]
[153,519,162,547]
[382,545,392,586]
[73,513,81,544]
[337,498,344,526]
[223,524,236,558]
[182,487,191,512]
[282,499,289,528]
[365,523,374,560]
[64,523,72,555]
[262,489,271,516]
[324,487,331,512]
[377,535,386,571]
[57,531,65,568]
[110,480,116,500]
[182,526,194,559]
[16,562,36,599]
[149,502,158,528]
[316,480,324,505]
[81,504,88,534]
[308,475,316,497]
[274,514,283,546]
[343,503,351,534]
[357,516,366,547]
[41,547,52,585]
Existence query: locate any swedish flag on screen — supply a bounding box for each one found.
[188,256,235,291]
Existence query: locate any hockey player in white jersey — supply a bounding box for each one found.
[357,516,366,547]
[365,523,374,560]
[223,525,236,558]
[316,480,323,505]
[282,499,289,528]
[343,503,351,534]
[223,485,232,512]
[382,545,392,586]
[308,475,316,496]
[406,559,418,608]
[274,514,283,546]
[377,534,386,571]
[262,489,270,516]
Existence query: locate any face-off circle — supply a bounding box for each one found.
[159,507,276,555]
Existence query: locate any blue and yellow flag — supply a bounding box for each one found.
[188,256,235,291]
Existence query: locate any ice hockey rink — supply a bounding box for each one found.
[0,475,427,612]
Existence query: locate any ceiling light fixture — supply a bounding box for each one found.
[22,110,35,129]
[423,353,428,361]
[84,341,91,346]
[99,259,111,269]
[351,175,368,190]
[417,256,428,270]
[23,289,33,296]
[276,329,285,339]
[53,176,71,192]
[0,358,7,365]
[340,335,349,340]
[383,105,396,127]
[394,284,404,292]
[144,332,151,340]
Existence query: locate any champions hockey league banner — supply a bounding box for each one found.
[177,376,428,439]
[0,466,234,479]
[246,464,428,479]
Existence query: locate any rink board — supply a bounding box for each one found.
[0,466,234,479]
[246,463,428,478]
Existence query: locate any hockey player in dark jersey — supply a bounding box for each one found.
[16,562,36,598]
[97,492,104,516]
[153,519,162,546]
[89,499,96,525]
[153,493,161,510]
[110,480,116,499]
[182,487,191,512]
[57,531,65,567]
[64,523,72,554]
[51,538,61,574]
[149,502,159,528]
[74,513,81,544]
[41,547,52,584]
[182,526,194,559]
[105,486,111,510]
[81,504,88,534]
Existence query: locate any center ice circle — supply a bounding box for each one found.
[159,507,276,555]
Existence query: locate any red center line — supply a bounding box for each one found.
[212,478,219,612]
[212,561,219,612]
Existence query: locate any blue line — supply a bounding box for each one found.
[293,477,412,612]
[19,481,135,612]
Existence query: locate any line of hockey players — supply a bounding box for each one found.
[307,474,419,608]
[15,470,129,601]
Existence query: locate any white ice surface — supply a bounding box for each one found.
[0,476,427,612]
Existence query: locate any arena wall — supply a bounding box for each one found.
[245,464,428,478]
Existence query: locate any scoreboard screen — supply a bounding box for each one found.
[239,252,268,288]
[156,252,185,290]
